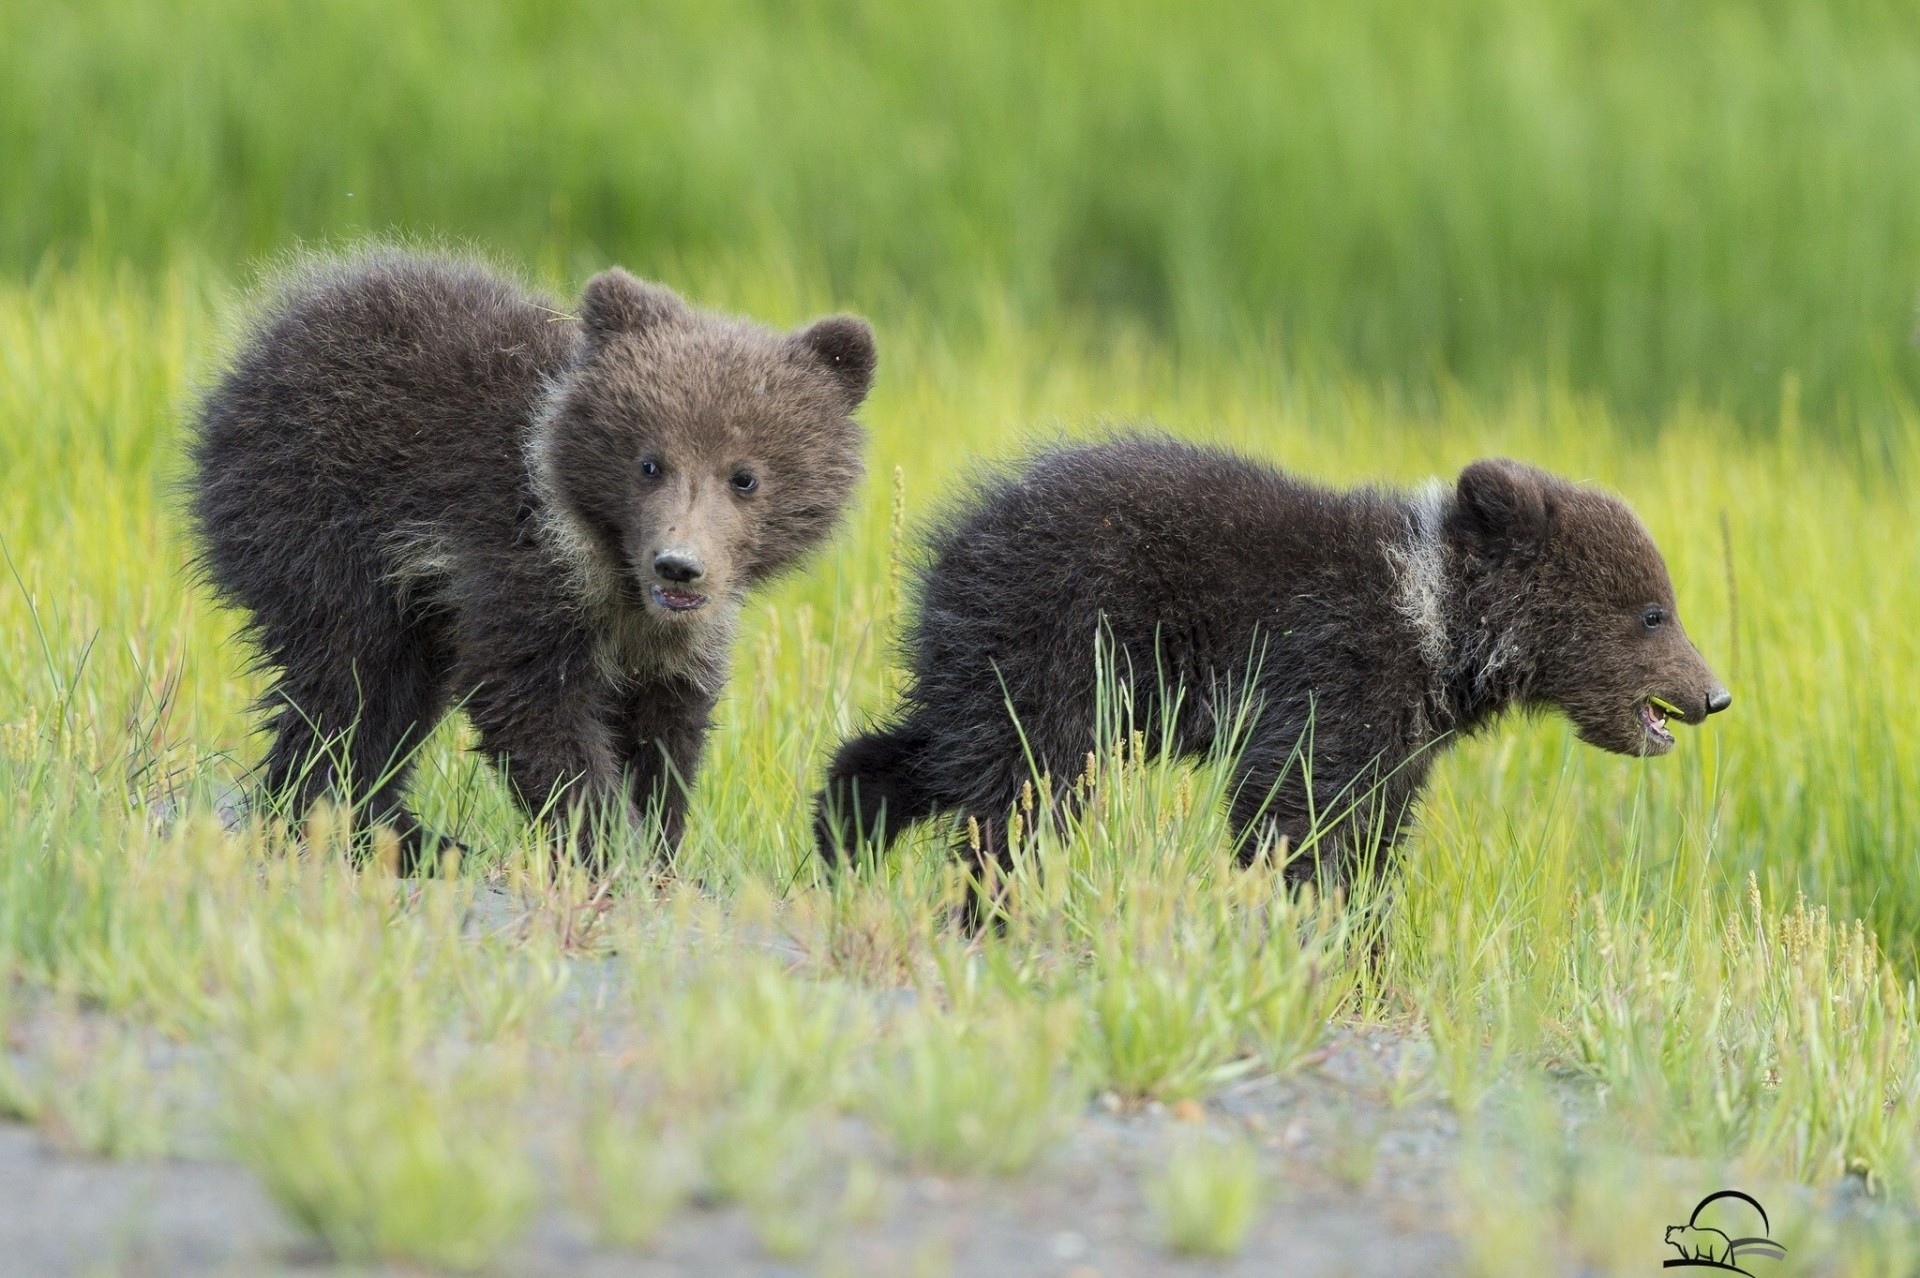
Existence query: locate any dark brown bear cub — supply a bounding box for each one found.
[815,435,1728,890]
[192,250,874,870]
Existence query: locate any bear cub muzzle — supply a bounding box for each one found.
[814,434,1728,895]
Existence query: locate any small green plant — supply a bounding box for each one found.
[1147,1136,1265,1257]
[745,1190,825,1262]
[0,1055,35,1122]
[1327,1111,1380,1190]
[220,974,538,1272]
[573,1101,693,1251]
[698,1100,821,1208]
[652,957,868,1113]
[865,1002,1081,1175]
[836,1155,890,1226]
[1075,876,1264,1102]
[1077,870,1352,1102]
[1081,940,1249,1101]
[0,973,38,1122]
[227,1054,538,1270]
[697,1100,832,1260]
[38,1028,170,1158]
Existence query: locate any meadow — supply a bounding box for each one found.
[3,0,1920,1273]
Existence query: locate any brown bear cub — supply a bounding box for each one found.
[192,250,874,871]
[815,434,1729,890]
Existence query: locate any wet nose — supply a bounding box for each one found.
[653,550,704,584]
[1705,686,1732,716]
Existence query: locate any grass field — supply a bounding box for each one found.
[3,0,1919,1273]
[9,0,1920,427]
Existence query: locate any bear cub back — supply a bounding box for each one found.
[192,249,874,869]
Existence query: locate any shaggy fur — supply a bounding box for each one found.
[191,249,873,870]
[815,435,1728,889]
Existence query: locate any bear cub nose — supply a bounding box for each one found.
[1705,686,1732,716]
[653,550,704,584]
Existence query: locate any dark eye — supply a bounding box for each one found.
[639,457,661,478]
[1641,607,1667,631]
[731,470,759,494]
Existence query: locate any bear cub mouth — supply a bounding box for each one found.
[1639,699,1677,752]
[649,583,709,613]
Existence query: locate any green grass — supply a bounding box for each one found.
[1148,1135,1266,1257]
[863,999,1079,1175]
[1,266,1918,1269]
[5,0,1920,427]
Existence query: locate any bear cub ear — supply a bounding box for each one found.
[579,269,689,345]
[1456,458,1551,543]
[793,315,877,408]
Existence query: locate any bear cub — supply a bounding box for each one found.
[816,434,1729,890]
[192,250,874,870]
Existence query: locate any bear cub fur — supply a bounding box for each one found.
[816,434,1729,889]
[192,250,874,869]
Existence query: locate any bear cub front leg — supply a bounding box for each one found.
[456,625,648,869]
[612,678,717,864]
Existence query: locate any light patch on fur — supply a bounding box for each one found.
[592,602,738,697]
[1387,480,1451,671]
[524,376,621,612]
[382,523,460,611]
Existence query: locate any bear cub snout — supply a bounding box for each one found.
[814,434,1727,891]
[191,250,874,870]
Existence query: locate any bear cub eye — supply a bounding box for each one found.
[639,457,662,479]
[730,469,759,494]
[1641,606,1666,631]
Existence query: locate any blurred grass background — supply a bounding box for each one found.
[6,0,1919,430]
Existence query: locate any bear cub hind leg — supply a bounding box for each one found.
[254,624,452,875]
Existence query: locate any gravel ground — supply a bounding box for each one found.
[0,1108,1459,1278]
[0,999,1462,1278]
